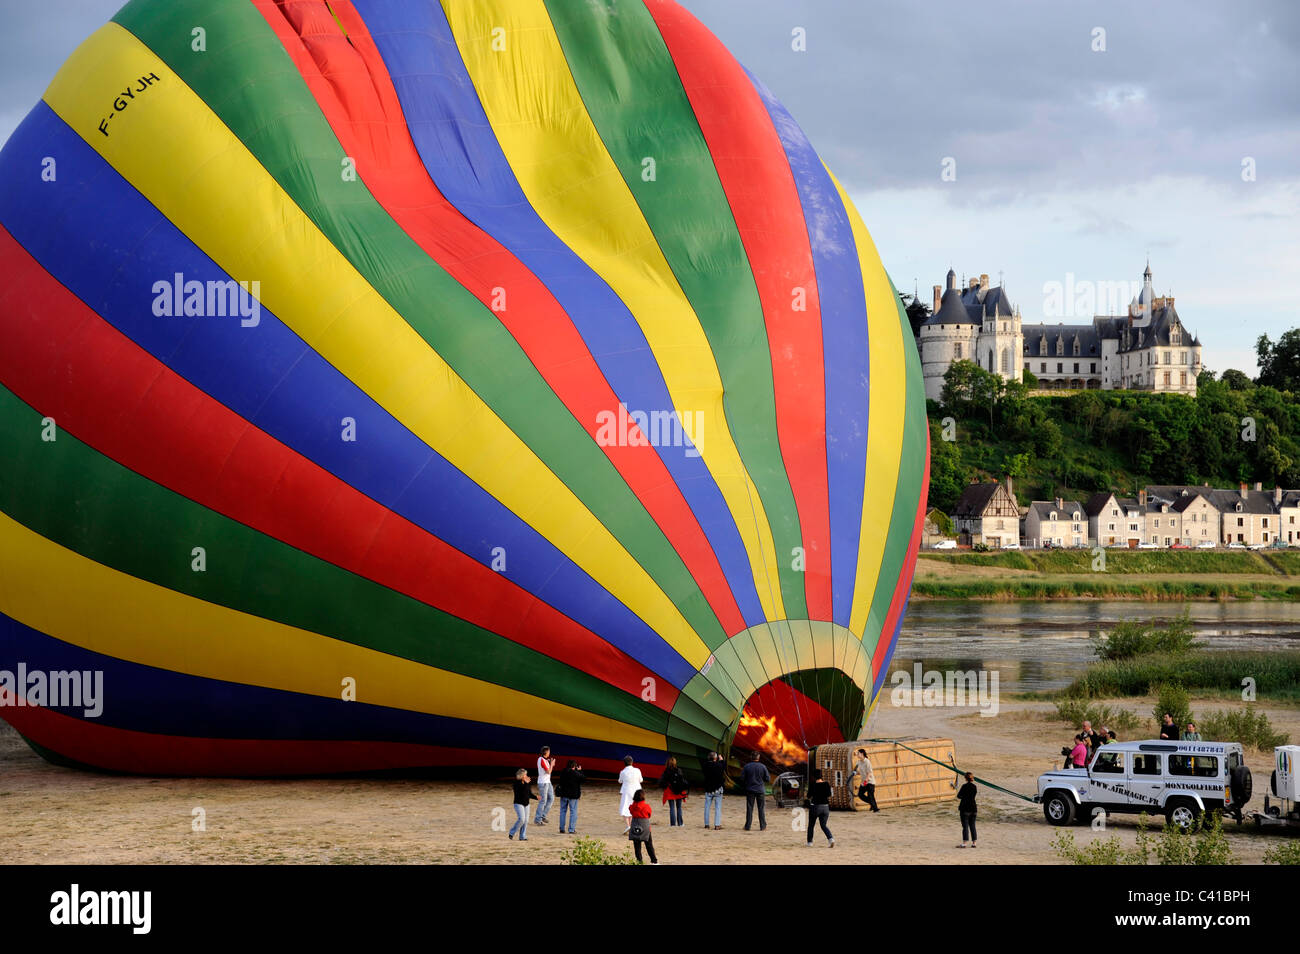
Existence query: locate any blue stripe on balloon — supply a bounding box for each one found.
[0,102,696,688]
[742,67,871,629]
[0,611,665,761]
[352,0,767,631]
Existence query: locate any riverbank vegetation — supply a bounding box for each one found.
[1046,615,1297,747]
[911,579,1300,601]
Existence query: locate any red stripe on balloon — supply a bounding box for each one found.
[0,688,653,777]
[0,224,674,709]
[644,0,833,621]
[252,0,746,639]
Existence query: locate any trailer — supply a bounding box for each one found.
[1251,745,1300,830]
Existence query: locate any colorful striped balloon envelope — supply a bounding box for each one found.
[0,0,928,777]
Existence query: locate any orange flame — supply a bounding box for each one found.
[737,710,806,766]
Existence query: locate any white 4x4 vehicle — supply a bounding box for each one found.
[1037,740,1252,829]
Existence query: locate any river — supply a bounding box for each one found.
[892,601,1300,693]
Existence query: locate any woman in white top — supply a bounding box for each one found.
[617,755,644,831]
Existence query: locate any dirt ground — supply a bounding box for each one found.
[1,697,1296,865]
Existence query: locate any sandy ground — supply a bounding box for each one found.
[2,698,1297,865]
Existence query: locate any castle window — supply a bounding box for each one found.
[1040,363,1046,373]
[1055,338,1064,356]
[1001,348,1011,373]
[1072,339,1080,356]
[954,342,962,359]
[1164,352,1171,365]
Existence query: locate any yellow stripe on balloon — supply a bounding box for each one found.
[40,23,710,668]
[0,509,664,749]
[825,169,907,642]
[440,0,786,622]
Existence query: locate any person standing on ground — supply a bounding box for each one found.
[702,751,726,830]
[628,789,658,864]
[534,746,556,826]
[1070,734,1089,768]
[741,752,770,831]
[660,755,688,827]
[556,759,585,834]
[618,755,644,832]
[1159,714,1180,741]
[805,768,835,848]
[854,748,879,812]
[509,768,538,841]
[957,771,978,849]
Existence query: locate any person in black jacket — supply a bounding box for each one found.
[1159,714,1180,741]
[957,771,978,849]
[805,768,835,848]
[556,760,586,834]
[701,751,726,830]
[509,768,538,841]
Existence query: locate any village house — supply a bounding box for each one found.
[951,478,1021,548]
[1022,497,1087,548]
[1143,485,1219,546]
[1280,489,1300,546]
[1209,483,1279,546]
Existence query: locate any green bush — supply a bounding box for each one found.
[1154,812,1237,866]
[1051,815,1236,866]
[1151,684,1192,732]
[1263,841,1300,865]
[559,837,639,866]
[1197,706,1289,751]
[1051,699,1141,733]
[1093,611,1200,661]
[1065,651,1300,701]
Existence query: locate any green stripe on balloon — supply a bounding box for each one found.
[543,0,808,620]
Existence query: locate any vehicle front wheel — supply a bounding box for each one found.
[1165,798,1201,831]
[1043,792,1076,826]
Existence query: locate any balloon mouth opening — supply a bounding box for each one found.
[734,707,807,769]
[725,676,852,778]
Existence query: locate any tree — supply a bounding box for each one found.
[1022,368,1039,389]
[900,292,931,338]
[1221,368,1253,392]
[940,359,982,412]
[1256,330,1300,394]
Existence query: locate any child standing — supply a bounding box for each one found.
[628,789,658,864]
[509,768,538,841]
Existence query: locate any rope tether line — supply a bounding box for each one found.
[858,737,1038,804]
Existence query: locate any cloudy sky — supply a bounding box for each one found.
[3,1,1297,374]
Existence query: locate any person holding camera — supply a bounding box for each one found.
[701,751,726,830]
[534,745,556,826]
[556,759,585,834]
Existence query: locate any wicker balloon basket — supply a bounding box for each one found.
[812,738,959,811]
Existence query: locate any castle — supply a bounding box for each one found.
[917,269,1022,402]
[918,261,1202,400]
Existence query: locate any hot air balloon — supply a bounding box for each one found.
[0,0,928,777]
